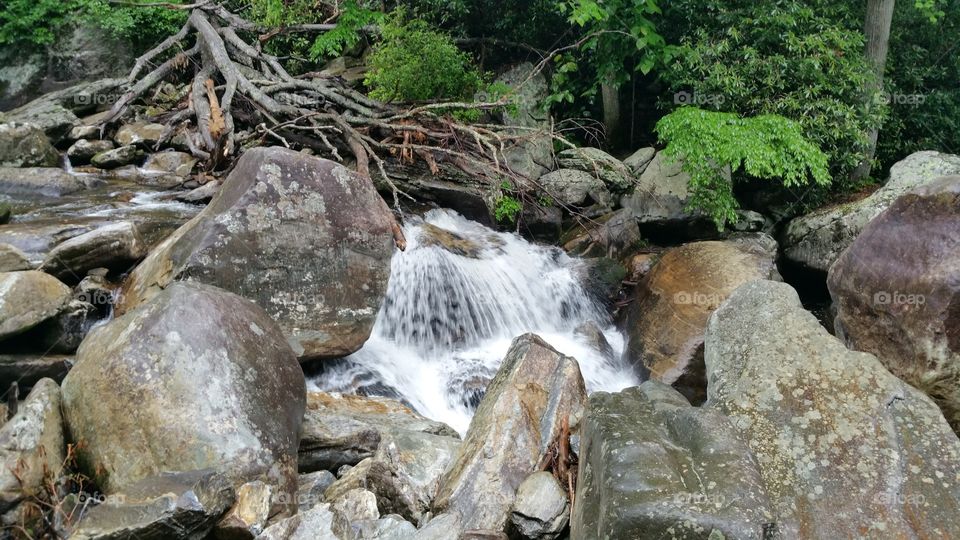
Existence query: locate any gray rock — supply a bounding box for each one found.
[216,480,274,539]
[622,146,655,175]
[620,151,720,235]
[782,150,960,272]
[40,221,147,282]
[0,244,32,272]
[2,100,79,143]
[414,513,461,540]
[61,282,306,508]
[115,123,166,147]
[0,123,60,167]
[300,391,458,473]
[556,147,633,192]
[433,334,587,533]
[0,270,71,339]
[704,280,960,538]
[69,470,235,540]
[828,175,960,430]
[538,169,612,209]
[570,382,774,540]
[0,354,72,394]
[0,167,98,198]
[255,503,336,539]
[0,379,64,517]
[352,515,417,539]
[117,146,396,362]
[143,151,197,176]
[330,488,379,535]
[561,209,641,260]
[91,144,143,168]
[176,180,221,204]
[19,298,96,353]
[69,125,100,141]
[67,138,114,164]
[621,235,780,405]
[295,471,336,512]
[0,49,45,111]
[510,472,568,540]
[493,63,552,181]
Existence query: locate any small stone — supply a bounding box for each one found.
[114,122,166,146]
[510,472,569,540]
[0,270,71,339]
[66,139,114,164]
[142,151,197,176]
[90,144,142,169]
[0,244,32,272]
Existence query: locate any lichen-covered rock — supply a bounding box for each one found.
[433,334,587,533]
[622,235,779,404]
[295,471,336,511]
[509,472,568,540]
[0,123,59,167]
[0,244,31,272]
[705,280,960,538]
[782,150,960,272]
[538,169,613,209]
[66,138,114,164]
[90,144,142,168]
[828,175,960,430]
[0,167,98,198]
[216,481,276,540]
[0,270,71,339]
[61,282,306,507]
[571,381,773,540]
[623,146,655,175]
[143,151,197,176]
[117,146,396,361]
[0,379,64,518]
[561,209,641,260]
[556,147,633,192]
[115,122,166,147]
[69,470,235,540]
[40,221,147,282]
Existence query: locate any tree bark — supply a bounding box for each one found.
[852,0,896,182]
[601,75,621,150]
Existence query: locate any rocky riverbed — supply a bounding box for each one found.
[0,77,958,540]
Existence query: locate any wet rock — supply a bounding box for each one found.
[622,235,779,405]
[509,472,568,540]
[828,175,960,429]
[61,282,306,507]
[115,122,166,147]
[576,257,626,302]
[556,147,632,192]
[561,209,641,260]
[176,179,221,204]
[0,379,64,518]
[418,222,485,258]
[69,470,235,540]
[571,382,774,539]
[66,138,114,164]
[0,167,99,197]
[705,280,960,538]
[626,252,658,282]
[107,163,183,188]
[538,169,613,209]
[0,219,104,262]
[518,203,563,243]
[256,503,336,539]
[573,321,614,361]
[2,100,79,143]
[620,152,719,238]
[295,471,336,512]
[40,221,147,282]
[433,334,587,533]
[0,203,9,224]
[0,123,60,167]
[0,270,71,339]
[623,146,655,176]
[143,150,197,177]
[782,150,960,272]
[299,391,458,473]
[90,144,143,168]
[0,244,32,272]
[0,354,72,393]
[16,299,96,353]
[415,513,461,540]
[215,480,274,540]
[69,125,100,141]
[118,146,396,362]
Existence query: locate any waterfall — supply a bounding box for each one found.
[309,209,638,434]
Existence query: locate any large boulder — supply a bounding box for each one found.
[494,63,553,181]
[0,354,72,393]
[117,146,396,361]
[66,138,114,164]
[61,282,306,508]
[705,280,960,538]
[432,334,587,533]
[0,379,65,520]
[0,167,98,198]
[0,123,59,167]
[40,221,147,282]
[571,382,774,540]
[828,175,960,429]
[90,144,142,168]
[782,150,960,272]
[0,270,71,340]
[69,470,235,540]
[621,235,779,404]
[538,169,613,211]
[556,147,632,193]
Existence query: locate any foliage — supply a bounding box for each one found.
[661,1,882,195]
[494,194,523,224]
[310,1,385,58]
[0,0,185,48]
[656,107,830,228]
[365,12,483,102]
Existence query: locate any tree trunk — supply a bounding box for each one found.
[601,76,621,150]
[852,0,896,182]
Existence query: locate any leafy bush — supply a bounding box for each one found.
[365,12,483,102]
[656,107,830,228]
[310,1,385,58]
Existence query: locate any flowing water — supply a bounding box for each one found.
[310,209,638,434]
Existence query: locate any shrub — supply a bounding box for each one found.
[655,107,830,228]
[364,12,483,102]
